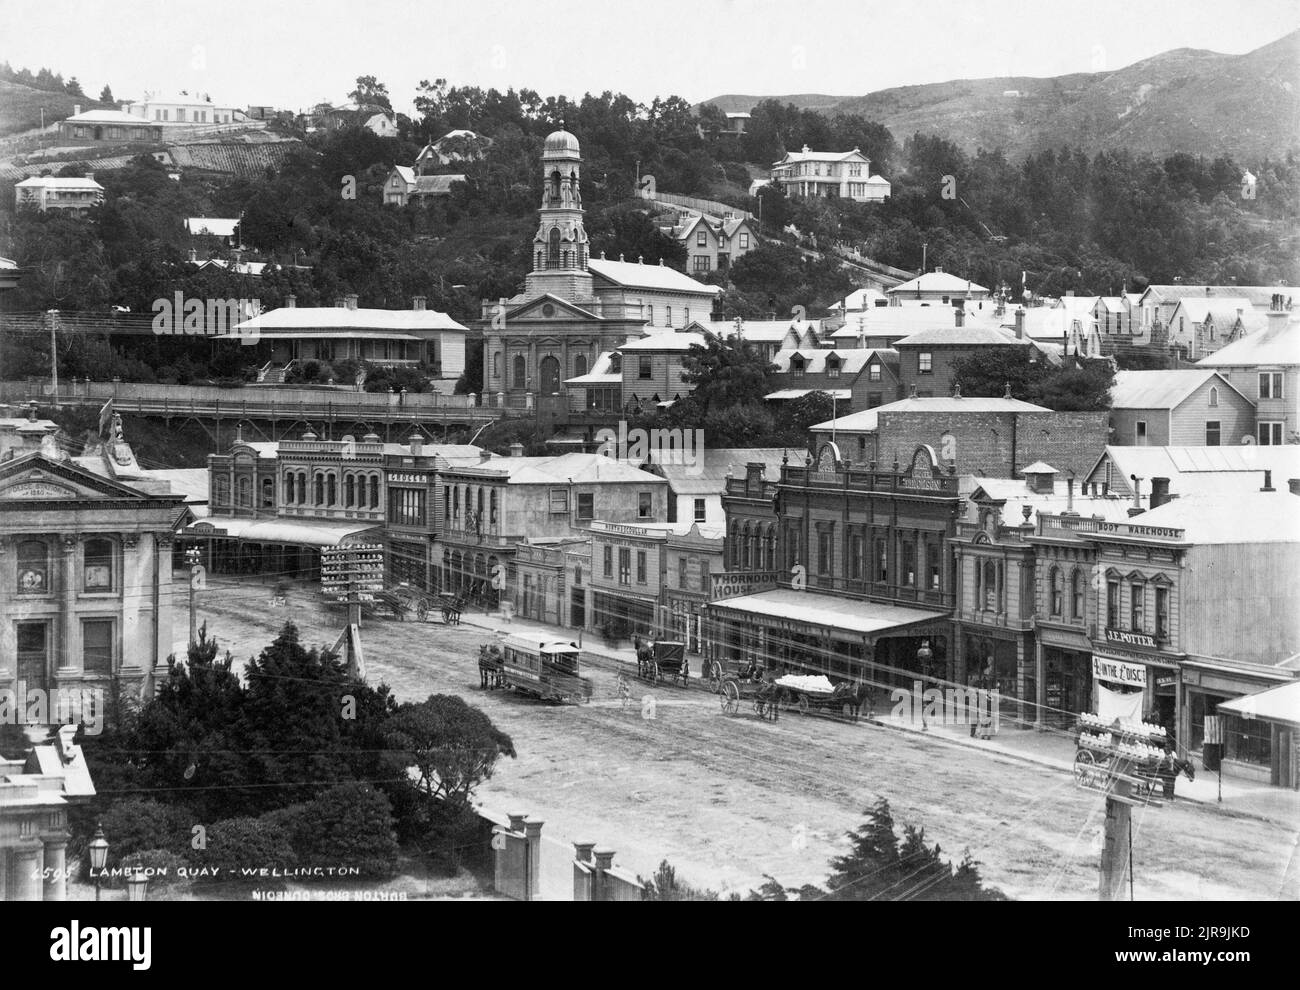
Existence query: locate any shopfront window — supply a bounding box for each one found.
[1130,582,1145,632]
[1189,693,1272,766]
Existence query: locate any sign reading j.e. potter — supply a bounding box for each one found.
[1105,628,1158,649]
[1091,656,1148,686]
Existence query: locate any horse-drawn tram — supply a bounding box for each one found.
[498,634,593,704]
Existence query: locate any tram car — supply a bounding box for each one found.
[499,634,593,704]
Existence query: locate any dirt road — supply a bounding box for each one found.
[192,582,1295,900]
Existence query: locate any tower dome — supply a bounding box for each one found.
[544,128,580,154]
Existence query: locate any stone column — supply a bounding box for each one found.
[118,534,145,689]
[154,535,175,682]
[11,846,42,901]
[42,838,68,901]
[523,819,544,902]
[59,536,79,678]
[1034,639,1047,731]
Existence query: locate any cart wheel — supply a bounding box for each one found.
[416,601,429,622]
[1073,749,1095,785]
[709,661,723,694]
[721,680,739,715]
[797,694,810,715]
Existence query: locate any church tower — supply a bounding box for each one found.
[523,127,594,301]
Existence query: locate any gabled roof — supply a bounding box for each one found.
[811,393,1050,432]
[234,306,468,333]
[1169,297,1254,323]
[1083,445,1300,497]
[1052,295,1100,316]
[772,348,872,374]
[645,447,809,493]
[831,287,889,312]
[1095,296,1126,314]
[888,270,990,296]
[507,293,602,322]
[0,451,188,505]
[893,326,1031,348]
[695,319,820,342]
[1197,315,1300,368]
[1110,370,1250,409]
[413,174,466,195]
[588,257,720,296]
[16,176,104,190]
[565,351,621,385]
[185,217,239,237]
[63,108,156,125]
[772,147,870,165]
[1141,285,1298,309]
[391,165,416,185]
[1128,490,1300,544]
[618,331,707,352]
[445,452,667,486]
[828,306,1002,339]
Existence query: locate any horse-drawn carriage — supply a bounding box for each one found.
[634,639,689,688]
[715,668,785,720]
[377,584,438,622]
[1073,713,1194,799]
[439,591,469,625]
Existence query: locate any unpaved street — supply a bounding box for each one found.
[192,580,1296,900]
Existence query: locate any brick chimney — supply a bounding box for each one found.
[286,294,296,308]
[1128,475,1144,516]
[1014,308,1025,339]
[1150,477,1171,509]
[73,104,81,116]
[85,171,95,183]
[954,307,965,328]
[413,295,426,311]
[344,294,358,310]
[573,841,596,864]
[408,432,423,456]
[509,442,524,457]
[1288,478,1300,496]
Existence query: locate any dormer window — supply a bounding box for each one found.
[791,357,805,377]
[826,357,841,379]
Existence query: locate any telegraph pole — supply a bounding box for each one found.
[47,310,59,407]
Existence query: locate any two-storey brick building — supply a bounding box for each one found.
[708,444,960,687]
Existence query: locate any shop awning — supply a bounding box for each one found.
[185,517,381,547]
[1217,680,1300,727]
[705,588,947,637]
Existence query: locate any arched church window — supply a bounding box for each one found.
[550,169,561,202]
[548,227,561,268]
[513,354,527,388]
[575,354,588,377]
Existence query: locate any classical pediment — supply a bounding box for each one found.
[0,454,160,502]
[508,293,601,323]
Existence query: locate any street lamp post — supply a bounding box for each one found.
[916,640,934,731]
[126,867,149,902]
[88,823,109,901]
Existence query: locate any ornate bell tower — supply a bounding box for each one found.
[524,126,594,301]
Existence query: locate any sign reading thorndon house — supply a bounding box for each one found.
[1104,628,1158,649]
[1091,656,1148,687]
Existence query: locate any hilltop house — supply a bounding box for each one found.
[15,176,104,215]
[771,146,890,202]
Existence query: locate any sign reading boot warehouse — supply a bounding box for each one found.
[1091,656,1148,687]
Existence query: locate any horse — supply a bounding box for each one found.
[754,680,785,722]
[838,681,874,722]
[478,645,503,689]
[1153,751,1196,799]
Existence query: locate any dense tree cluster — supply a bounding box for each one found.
[67,622,514,888]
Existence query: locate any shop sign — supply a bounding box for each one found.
[1155,675,1177,689]
[1105,628,1158,649]
[1091,656,1148,687]
[388,473,428,484]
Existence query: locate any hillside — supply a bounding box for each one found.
[0,78,115,137]
[703,29,1300,160]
